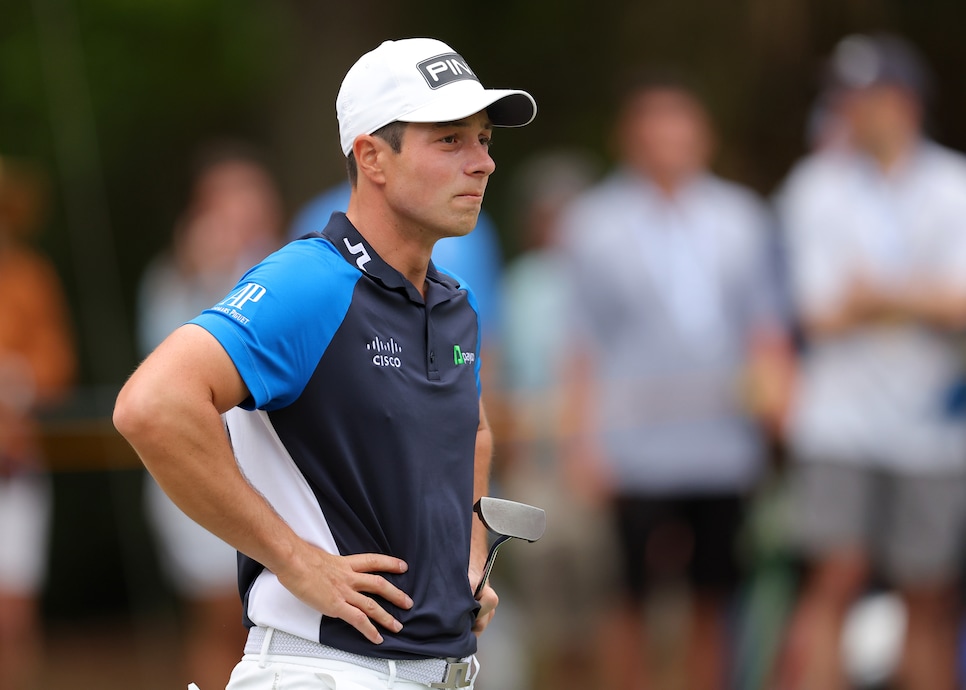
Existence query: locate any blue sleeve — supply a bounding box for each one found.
[189,239,359,410]
[467,287,483,395]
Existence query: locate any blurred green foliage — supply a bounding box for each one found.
[2,0,965,386]
[1,0,292,383]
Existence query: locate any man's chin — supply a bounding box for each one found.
[445,210,481,238]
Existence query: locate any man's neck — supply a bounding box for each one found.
[631,167,691,200]
[866,131,919,175]
[652,175,682,198]
[346,196,433,298]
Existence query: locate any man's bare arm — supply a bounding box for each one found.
[469,398,497,635]
[805,275,966,338]
[113,324,412,644]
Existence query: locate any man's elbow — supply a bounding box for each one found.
[113,376,162,451]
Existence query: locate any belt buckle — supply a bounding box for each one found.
[429,657,471,688]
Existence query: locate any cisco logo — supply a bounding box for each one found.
[367,336,403,368]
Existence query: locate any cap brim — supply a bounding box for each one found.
[398,86,536,128]
[485,91,538,128]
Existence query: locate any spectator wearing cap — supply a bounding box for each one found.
[773,33,966,690]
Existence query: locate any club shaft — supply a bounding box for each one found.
[474,535,510,599]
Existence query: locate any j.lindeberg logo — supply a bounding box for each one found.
[367,336,403,368]
[416,52,479,90]
[344,237,372,271]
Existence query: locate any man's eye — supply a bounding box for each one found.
[480,136,492,148]
[441,135,458,144]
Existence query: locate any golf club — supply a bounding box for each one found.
[473,496,546,599]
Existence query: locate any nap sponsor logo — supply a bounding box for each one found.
[416,52,479,90]
[453,345,475,365]
[367,336,403,368]
[212,282,266,325]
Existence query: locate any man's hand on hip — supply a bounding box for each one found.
[276,546,413,645]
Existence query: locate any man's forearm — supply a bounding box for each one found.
[806,278,966,339]
[470,402,493,577]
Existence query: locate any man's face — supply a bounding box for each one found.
[619,88,711,183]
[842,84,921,154]
[379,110,495,242]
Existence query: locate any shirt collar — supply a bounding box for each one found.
[321,212,461,303]
[617,166,711,204]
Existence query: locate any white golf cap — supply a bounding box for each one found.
[336,38,537,156]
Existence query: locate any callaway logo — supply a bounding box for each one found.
[211,282,266,325]
[367,336,403,368]
[416,52,479,90]
[344,237,372,271]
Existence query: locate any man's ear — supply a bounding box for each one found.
[353,135,388,185]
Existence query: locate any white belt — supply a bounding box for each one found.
[245,626,475,688]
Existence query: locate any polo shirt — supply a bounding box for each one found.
[558,169,784,493]
[189,212,483,660]
[778,141,966,472]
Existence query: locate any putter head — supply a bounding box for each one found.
[474,497,546,543]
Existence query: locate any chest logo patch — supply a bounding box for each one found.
[368,336,403,368]
[453,344,475,366]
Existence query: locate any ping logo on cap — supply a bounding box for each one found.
[416,52,479,90]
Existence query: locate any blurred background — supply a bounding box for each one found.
[3,0,966,689]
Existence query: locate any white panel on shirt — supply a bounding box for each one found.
[225,407,337,640]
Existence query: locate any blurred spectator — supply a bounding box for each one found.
[496,149,613,690]
[0,156,76,689]
[774,33,966,690]
[136,141,284,690]
[557,71,793,690]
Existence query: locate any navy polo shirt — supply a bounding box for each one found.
[189,212,483,660]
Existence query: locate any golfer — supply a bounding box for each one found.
[113,37,535,690]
